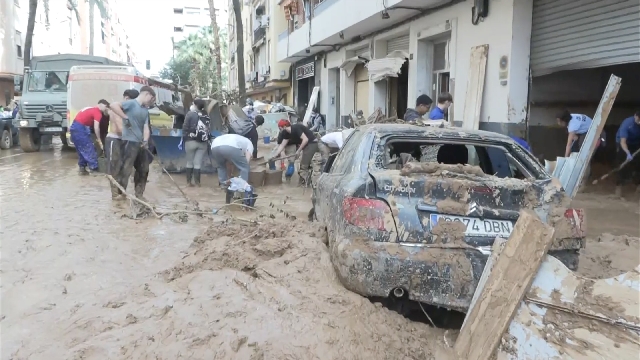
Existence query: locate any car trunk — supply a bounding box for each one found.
[369,165,554,247]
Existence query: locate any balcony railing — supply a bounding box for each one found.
[253,26,266,46]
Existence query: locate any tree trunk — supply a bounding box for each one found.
[207,0,223,98]
[88,0,95,55]
[24,0,38,68]
[232,0,246,106]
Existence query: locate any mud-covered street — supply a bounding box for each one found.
[1,142,638,359]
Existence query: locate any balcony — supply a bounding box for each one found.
[277,0,447,62]
[253,26,266,47]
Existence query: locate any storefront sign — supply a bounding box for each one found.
[296,62,314,80]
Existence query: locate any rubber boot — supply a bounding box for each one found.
[193,169,201,187]
[186,167,194,186]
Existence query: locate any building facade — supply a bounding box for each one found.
[228,0,292,105]
[0,0,26,106]
[276,0,640,159]
[172,0,211,44]
[0,0,133,105]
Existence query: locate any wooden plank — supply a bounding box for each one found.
[498,257,640,359]
[302,86,320,126]
[462,237,507,329]
[461,45,489,130]
[565,74,621,197]
[454,210,556,360]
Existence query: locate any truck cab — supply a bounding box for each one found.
[13,54,126,152]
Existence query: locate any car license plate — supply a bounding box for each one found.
[430,214,513,237]
[43,127,62,133]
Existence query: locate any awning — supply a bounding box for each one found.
[366,50,409,82]
[339,56,367,77]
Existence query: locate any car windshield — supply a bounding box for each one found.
[27,71,69,92]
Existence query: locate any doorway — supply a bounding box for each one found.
[389,60,409,118]
[354,63,369,117]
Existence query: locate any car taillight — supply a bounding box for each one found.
[342,197,391,231]
[564,208,585,236]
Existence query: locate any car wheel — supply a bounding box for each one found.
[549,249,579,271]
[19,128,41,152]
[0,129,11,149]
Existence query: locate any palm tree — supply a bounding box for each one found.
[206,0,223,97]
[232,0,246,106]
[87,0,108,56]
[175,28,218,96]
[24,0,81,68]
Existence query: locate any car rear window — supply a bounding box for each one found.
[376,139,540,180]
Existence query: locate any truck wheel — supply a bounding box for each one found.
[60,132,71,151]
[19,128,41,152]
[1,129,11,149]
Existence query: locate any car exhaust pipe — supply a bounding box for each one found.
[393,287,405,298]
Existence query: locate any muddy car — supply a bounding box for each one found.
[312,124,585,312]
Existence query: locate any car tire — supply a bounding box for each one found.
[0,129,11,149]
[18,128,41,152]
[549,249,579,271]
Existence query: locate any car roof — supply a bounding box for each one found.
[357,124,517,144]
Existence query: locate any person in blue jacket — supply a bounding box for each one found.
[510,136,532,153]
[614,111,640,197]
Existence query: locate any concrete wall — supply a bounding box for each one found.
[267,0,290,82]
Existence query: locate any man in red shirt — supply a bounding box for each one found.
[70,99,110,174]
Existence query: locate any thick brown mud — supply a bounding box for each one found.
[0,141,637,359]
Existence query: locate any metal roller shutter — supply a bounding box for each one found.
[354,47,370,59]
[531,0,640,76]
[387,35,410,54]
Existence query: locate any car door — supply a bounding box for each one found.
[315,130,353,221]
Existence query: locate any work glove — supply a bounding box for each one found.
[295,150,302,160]
[626,152,633,161]
[142,140,149,149]
[178,138,184,150]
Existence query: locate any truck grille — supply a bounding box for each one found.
[22,102,67,121]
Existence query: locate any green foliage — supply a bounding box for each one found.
[159,26,229,97]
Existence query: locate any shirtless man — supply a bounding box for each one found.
[105,89,139,199]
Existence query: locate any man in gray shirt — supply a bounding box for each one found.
[109,85,156,199]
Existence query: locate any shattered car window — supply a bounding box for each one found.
[378,139,533,179]
[330,130,364,174]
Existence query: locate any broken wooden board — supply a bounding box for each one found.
[462,237,507,330]
[302,86,320,126]
[498,257,640,359]
[461,44,488,131]
[454,210,555,360]
[564,74,621,197]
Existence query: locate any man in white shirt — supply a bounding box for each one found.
[210,133,254,186]
[556,110,592,157]
[319,129,354,165]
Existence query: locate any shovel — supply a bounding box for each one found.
[592,147,640,185]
